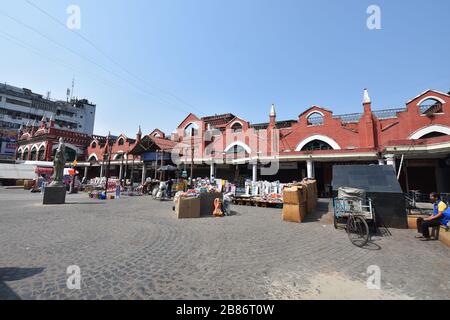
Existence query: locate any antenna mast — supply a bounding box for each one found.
[70,77,75,101]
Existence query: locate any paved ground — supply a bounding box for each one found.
[0,188,449,300]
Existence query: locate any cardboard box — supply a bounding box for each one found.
[439,227,450,248]
[407,215,428,230]
[176,196,201,219]
[23,180,35,190]
[302,180,318,214]
[282,203,307,223]
[283,186,306,205]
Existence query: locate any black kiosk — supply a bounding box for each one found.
[332,165,408,229]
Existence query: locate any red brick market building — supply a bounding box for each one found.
[168,89,450,196]
[15,88,450,196]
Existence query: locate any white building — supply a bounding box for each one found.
[0,83,96,135]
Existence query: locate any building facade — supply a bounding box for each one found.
[16,115,91,163]
[0,83,96,135]
[13,86,450,196]
[168,89,450,196]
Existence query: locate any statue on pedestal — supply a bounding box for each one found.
[43,137,67,205]
[50,138,66,187]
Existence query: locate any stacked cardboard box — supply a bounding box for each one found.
[175,196,201,219]
[23,180,35,190]
[301,180,318,214]
[282,185,307,223]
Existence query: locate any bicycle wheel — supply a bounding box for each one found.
[347,215,369,247]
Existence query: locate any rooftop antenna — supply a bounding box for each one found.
[46,91,51,100]
[70,77,75,101]
[66,88,71,102]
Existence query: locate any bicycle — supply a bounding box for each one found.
[333,196,374,248]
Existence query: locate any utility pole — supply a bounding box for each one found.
[104,132,112,197]
[190,128,194,181]
[160,147,165,181]
[154,151,158,180]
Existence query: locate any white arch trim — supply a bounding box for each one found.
[184,122,200,130]
[113,151,125,160]
[305,110,325,118]
[224,141,252,154]
[409,125,450,140]
[229,120,244,128]
[88,153,99,161]
[416,96,446,106]
[295,135,342,151]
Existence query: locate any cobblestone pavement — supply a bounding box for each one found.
[0,188,449,300]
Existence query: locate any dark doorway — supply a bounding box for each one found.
[407,166,437,194]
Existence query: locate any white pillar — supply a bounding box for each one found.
[84,166,88,180]
[119,164,123,180]
[385,154,396,171]
[306,159,314,179]
[100,165,104,178]
[252,163,258,182]
[210,162,215,180]
[141,164,147,183]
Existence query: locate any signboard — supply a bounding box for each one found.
[279,162,298,170]
[143,152,172,162]
[0,129,18,157]
[1,141,17,155]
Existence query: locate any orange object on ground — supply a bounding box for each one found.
[213,198,224,217]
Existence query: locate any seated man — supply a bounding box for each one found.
[416,192,449,241]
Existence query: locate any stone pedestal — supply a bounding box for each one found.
[43,185,66,205]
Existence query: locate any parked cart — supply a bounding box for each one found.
[333,187,376,247]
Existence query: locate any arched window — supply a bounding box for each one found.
[307,112,324,126]
[301,140,333,151]
[30,148,37,161]
[419,132,448,139]
[231,123,243,133]
[91,141,97,148]
[185,123,199,137]
[53,147,77,162]
[419,98,443,115]
[16,151,22,160]
[23,149,29,161]
[226,145,249,160]
[118,138,125,146]
[38,147,45,161]
[88,155,98,162]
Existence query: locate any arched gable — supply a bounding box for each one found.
[224,141,252,154]
[409,125,450,140]
[295,135,341,151]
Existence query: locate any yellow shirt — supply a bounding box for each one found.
[438,201,447,213]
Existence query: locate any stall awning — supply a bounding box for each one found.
[0,163,37,180]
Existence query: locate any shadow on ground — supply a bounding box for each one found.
[0,267,44,300]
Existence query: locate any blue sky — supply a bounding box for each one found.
[1,0,449,136]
